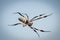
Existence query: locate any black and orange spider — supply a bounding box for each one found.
[9,12,53,37]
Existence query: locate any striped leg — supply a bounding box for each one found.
[14,12,25,17]
[8,23,21,26]
[29,26,40,37]
[30,14,45,22]
[30,13,53,22]
[33,27,50,32]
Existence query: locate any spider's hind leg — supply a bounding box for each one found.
[14,12,25,17]
[8,23,21,26]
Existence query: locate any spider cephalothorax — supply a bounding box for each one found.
[9,12,53,37]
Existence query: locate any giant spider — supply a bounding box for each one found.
[9,12,52,37]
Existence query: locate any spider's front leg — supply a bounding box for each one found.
[29,26,50,37]
[29,26,40,37]
[33,27,50,32]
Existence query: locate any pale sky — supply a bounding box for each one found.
[1,0,60,40]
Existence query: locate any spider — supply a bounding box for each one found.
[9,12,53,37]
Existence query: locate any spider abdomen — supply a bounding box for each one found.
[18,18,26,23]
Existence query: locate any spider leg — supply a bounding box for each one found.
[33,29,40,37]
[14,12,25,17]
[30,13,45,22]
[31,13,53,21]
[33,27,51,32]
[29,26,40,37]
[24,13,29,20]
[8,23,21,26]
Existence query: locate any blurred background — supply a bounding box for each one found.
[0,0,60,40]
